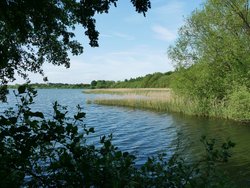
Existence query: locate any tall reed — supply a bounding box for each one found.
[85,88,249,122]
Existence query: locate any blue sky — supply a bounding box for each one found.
[18,0,202,84]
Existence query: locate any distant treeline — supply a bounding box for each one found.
[8,72,174,89]
[8,83,91,89]
[90,71,173,89]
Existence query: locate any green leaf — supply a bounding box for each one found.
[18,85,26,94]
[74,112,86,120]
[89,127,95,133]
[30,111,44,118]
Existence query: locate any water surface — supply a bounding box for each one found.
[2,89,250,186]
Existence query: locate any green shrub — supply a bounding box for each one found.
[225,86,250,121]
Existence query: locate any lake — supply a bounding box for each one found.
[2,89,250,186]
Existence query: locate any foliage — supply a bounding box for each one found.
[91,71,174,89]
[90,80,116,89]
[168,0,250,121]
[225,86,250,121]
[0,85,235,187]
[0,0,151,101]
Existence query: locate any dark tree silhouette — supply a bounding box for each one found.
[0,0,151,101]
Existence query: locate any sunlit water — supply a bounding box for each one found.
[1,89,250,186]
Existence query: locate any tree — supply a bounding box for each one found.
[169,0,250,70]
[0,0,151,101]
[168,0,250,99]
[167,0,250,121]
[91,80,97,88]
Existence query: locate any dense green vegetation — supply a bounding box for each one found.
[112,72,173,88]
[88,72,173,89]
[167,0,250,122]
[90,80,116,88]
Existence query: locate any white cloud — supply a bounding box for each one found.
[100,34,112,38]
[152,1,185,17]
[124,14,146,24]
[79,45,174,82]
[113,32,135,40]
[152,25,176,41]
[100,32,135,41]
[13,45,173,84]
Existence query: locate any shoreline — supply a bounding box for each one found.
[84,88,250,124]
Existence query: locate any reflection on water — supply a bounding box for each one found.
[1,89,250,186]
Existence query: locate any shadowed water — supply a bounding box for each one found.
[2,89,250,186]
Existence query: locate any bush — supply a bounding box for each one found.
[226,86,250,122]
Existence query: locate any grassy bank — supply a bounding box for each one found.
[84,88,250,123]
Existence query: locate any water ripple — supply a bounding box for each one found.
[2,89,250,185]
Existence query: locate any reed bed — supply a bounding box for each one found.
[92,94,207,115]
[85,88,249,122]
[86,88,233,119]
[85,88,196,114]
[83,88,171,96]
